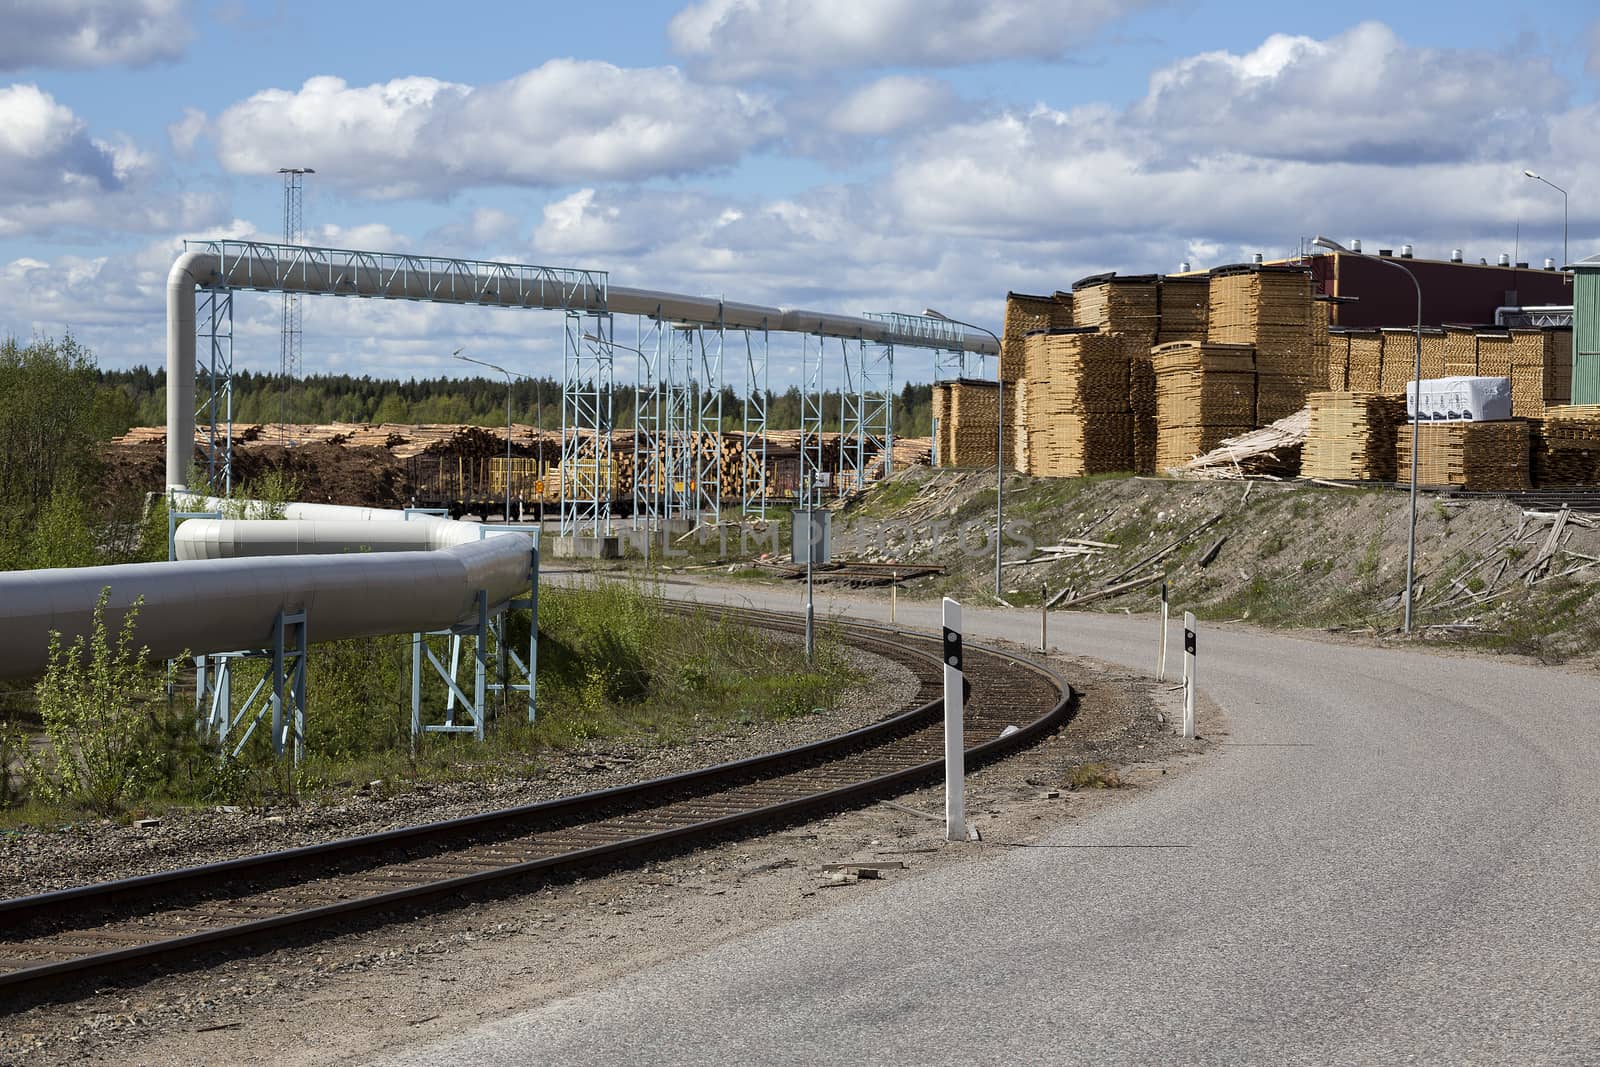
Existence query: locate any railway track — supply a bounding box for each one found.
[0,605,1072,1003]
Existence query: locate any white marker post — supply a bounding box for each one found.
[942,597,966,842]
[1157,580,1169,680]
[1182,610,1197,740]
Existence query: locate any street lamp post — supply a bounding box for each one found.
[925,309,1005,598]
[1313,236,1422,634]
[1523,170,1569,269]
[454,349,521,524]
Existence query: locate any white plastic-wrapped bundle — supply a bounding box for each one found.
[1405,376,1513,422]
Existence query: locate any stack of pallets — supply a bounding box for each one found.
[1072,274,1161,343]
[1533,405,1600,486]
[1508,328,1573,418]
[1156,276,1209,343]
[1001,291,1071,382]
[1394,420,1531,490]
[1152,341,1255,470]
[1301,392,1407,481]
[1022,328,1133,477]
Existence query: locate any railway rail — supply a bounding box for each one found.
[0,605,1072,1004]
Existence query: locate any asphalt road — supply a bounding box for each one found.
[375,579,1600,1065]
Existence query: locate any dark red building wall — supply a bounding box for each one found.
[1306,253,1573,328]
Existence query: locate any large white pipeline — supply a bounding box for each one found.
[0,502,534,680]
[165,247,999,488]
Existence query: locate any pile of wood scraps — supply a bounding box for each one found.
[1178,408,1309,480]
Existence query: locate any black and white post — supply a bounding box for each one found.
[1182,610,1197,740]
[942,597,966,842]
[1157,580,1170,680]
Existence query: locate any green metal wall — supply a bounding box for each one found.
[1576,272,1600,403]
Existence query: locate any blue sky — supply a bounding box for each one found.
[2,0,1599,390]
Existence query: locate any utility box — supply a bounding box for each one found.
[791,508,831,565]
[1571,254,1600,403]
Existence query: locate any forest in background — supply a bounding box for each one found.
[97,368,940,437]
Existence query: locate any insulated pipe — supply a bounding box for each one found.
[165,248,999,488]
[172,517,518,558]
[0,533,533,680]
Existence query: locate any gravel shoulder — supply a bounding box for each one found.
[0,645,1215,1067]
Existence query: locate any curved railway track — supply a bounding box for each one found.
[0,605,1073,1003]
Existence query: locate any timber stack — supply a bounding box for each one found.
[1301,392,1407,481]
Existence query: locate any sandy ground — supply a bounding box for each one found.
[0,646,1215,1067]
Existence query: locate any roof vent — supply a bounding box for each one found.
[1479,258,1489,265]
[1516,262,1529,269]
[1350,238,1362,253]
[1378,248,1394,257]
[1450,249,1463,263]
[1251,252,1263,265]
[1498,252,1511,266]
[1545,258,1557,271]
[1178,261,1191,273]
[1401,244,1414,259]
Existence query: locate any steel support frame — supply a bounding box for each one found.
[195,609,308,764]
[741,322,770,517]
[410,592,538,742]
[663,324,697,520]
[800,331,827,507]
[560,312,614,537]
[695,320,724,523]
[839,338,894,491]
[633,314,665,529]
[195,287,234,495]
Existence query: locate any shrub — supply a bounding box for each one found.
[30,589,176,814]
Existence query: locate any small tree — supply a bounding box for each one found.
[32,589,173,813]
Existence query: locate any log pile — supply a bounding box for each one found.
[1394,420,1531,490]
[1509,328,1574,418]
[1021,329,1132,477]
[1301,392,1407,481]
[1152,341,1255,471]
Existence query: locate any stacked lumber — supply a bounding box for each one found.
[932,383,952,466]
[1156,276,1209,343]
[1529,417,1600,486]
[1001,292,1071,382]
[1012,378,1032,473]
[1301,392,1407,481]
[1072,274,1160,343]
[1379,328,1419,395]
[1152,341,1255,471]
[1420,329,1448,381]
[1326,331,1352,390]
[1443,326,1480,376]
[1394,420,1531,490]
[1130,355,1158,474]
[1023,328,1133,477]
[1206,266,1313,348]
[942,380,1014,468]
[1476,331,1513,378]
[1508,328,1573,418]
[1347,331,1383,393]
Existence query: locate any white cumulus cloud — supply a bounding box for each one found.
[0,0,191,72]
[828,76,953,137]
[211,62,783,198]
[669,0,1154,80]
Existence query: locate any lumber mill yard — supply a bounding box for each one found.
[98,247,1600,664]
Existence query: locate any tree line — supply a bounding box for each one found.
[98,368,940,437]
